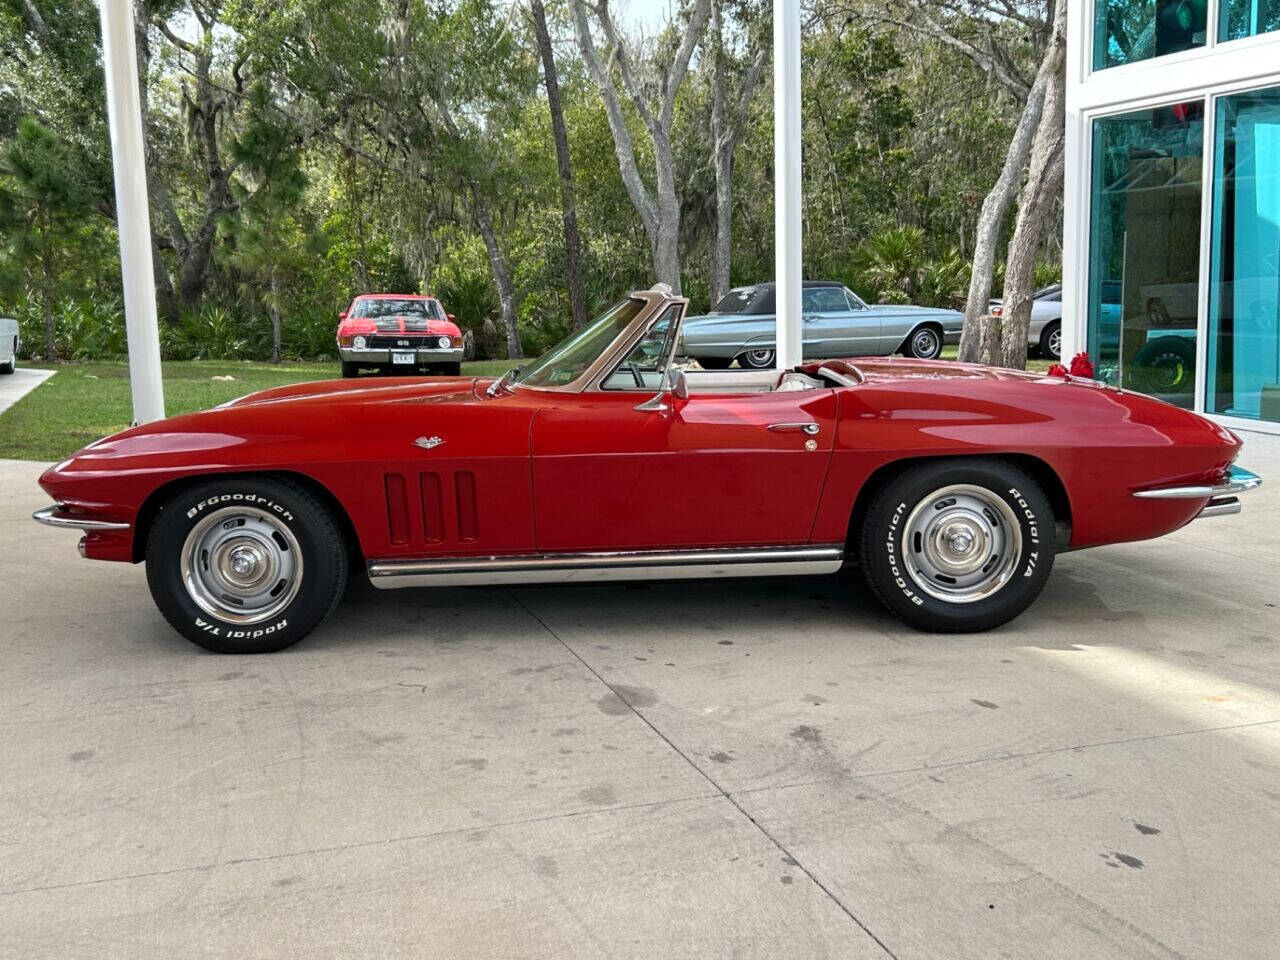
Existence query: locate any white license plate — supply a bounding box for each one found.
[392,352,416,365]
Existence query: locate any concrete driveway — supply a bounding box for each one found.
[0,366,55,417]
[2,442,1279,960]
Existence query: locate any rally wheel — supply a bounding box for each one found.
[145,476,348,653]
[858,459,1055,632]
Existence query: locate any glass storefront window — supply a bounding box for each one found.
[1219,0,1280,40]
[1207,87,1280,422]
[1095,0,1209,69]
[1087,103,1203,408]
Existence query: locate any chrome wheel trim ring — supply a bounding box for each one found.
[180,506,304,625]
[1046,327,1062,359]
[742,348,776,368]
[901,484,1023,604]
[913,329,940,358]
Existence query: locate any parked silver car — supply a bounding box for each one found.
[680,281,963,369]
[989,283,1063,360]
[0,317,17,375]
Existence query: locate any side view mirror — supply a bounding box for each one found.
[447,313,457,323]
[634,367,687,412]
[339,311,348,321]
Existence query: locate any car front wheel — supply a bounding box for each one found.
[341,361,360,378]
[858,458,1055,632]
[145,477,349,653]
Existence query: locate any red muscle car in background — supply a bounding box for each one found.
[337,293,463,377]
[34,284,1261,654]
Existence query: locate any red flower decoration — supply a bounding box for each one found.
[1068,352,1095,378]
[1047,363,1068,378]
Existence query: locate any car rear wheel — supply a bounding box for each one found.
[696,356,733,370]
[857,459,1055,632]
[145,477,348,653]
[1039,321,1062,361]
[904,325,943,360]
[737,348,776,369]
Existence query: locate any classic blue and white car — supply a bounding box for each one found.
[680,281,964,369]
[0,317,17,375]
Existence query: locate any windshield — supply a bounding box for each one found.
[516,299,646,388]
[351,298,443,320]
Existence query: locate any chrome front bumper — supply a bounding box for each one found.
[33,505,131,531]
[339,346,464,365]
[1133,466,1262,519]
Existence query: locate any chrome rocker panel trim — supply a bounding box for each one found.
[1133,465,1262,501]
[33,505,131,531]
[367,545,846,589]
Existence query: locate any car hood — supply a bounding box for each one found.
[221,376,477,409]
[337,317,462,337]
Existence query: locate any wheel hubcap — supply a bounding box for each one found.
[914,331,939,357]
[180,506,303,624]
[744,349,775,367]
[902,484,1022,604]
[1048,329,1061,357]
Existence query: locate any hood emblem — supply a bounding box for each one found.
[414,436,444,450]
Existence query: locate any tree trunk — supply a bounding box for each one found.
[531,0,589,330]
[41,223,55,362]
[956,30,1054,363]
[474,200,522,360]
[570,0,712,295]
[997,0,1068,370]
[270,266,282,364]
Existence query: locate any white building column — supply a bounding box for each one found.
[99,0,165,424]
[773,0,803,371]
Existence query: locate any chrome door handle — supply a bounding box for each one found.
[767,422,820,435]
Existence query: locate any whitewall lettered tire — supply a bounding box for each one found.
[145,476,348,653]
[858,459,1055,632]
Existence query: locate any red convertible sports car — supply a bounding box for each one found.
[35,285,1260,654]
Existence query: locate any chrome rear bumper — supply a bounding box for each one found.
[1133,466,1262,520]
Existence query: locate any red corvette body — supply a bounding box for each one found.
[34,286,1259,648]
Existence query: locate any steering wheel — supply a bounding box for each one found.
[626,362,644,388]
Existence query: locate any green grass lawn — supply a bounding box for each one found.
[0,358,524,462]
[1,350,1054,462]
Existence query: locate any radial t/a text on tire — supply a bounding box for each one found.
[858,458,1056,632]
[145,476,348,653]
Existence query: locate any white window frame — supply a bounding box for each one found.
[1064,0,1280,434]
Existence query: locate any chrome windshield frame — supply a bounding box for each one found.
[510,286,687,395]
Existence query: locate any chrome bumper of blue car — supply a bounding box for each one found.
[1133,466,1262,519]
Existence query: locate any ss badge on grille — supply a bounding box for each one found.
[414,436,444,450]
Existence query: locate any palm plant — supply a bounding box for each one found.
[852,226,927,304]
